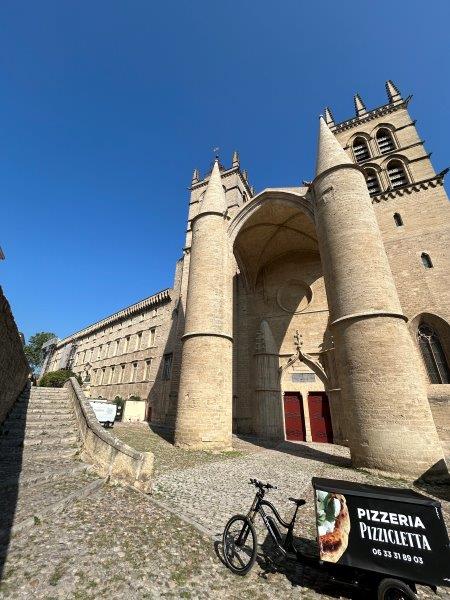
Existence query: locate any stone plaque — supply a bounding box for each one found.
[292,373,315,382]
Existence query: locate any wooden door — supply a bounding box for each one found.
[308,392,333,443]
[283,392,306,441]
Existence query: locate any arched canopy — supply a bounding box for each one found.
[228,189,319,290]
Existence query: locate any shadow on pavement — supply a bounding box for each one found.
[0,384,29,581]
[234,434,352,469]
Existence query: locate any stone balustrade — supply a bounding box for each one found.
[64,377,154,493]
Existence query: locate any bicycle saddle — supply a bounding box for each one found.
[288,497,306,506]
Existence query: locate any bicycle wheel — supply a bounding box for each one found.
[222,514,257,575]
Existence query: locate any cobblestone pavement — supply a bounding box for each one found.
[1,421,449,599]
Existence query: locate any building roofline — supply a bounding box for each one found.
[332,96,412,134]
[57,288,172,347]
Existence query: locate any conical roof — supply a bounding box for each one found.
[199,159,227,214]
[315,117,353,177]
[385,80,402,103]
[354,93,367,116]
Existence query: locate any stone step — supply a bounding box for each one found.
[0,437,78,452]
[4,417,76,431]
[0,463,89,490]
[0,455,82,476]
[0,424,75,440]
[0,472,102,538]
[20,407,73,416]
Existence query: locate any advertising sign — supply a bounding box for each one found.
[89,400,117,425]
[312,477,450,587]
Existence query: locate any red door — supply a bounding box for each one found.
[283,392,306,441]
[308,392,333,443]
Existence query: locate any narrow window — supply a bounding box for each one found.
[162,353,173,380]
[393,213,403,227]
[100,368,105,385]
[418,324,449,383]
[364,168,381,195]
[149,328,156,347]
[118,364,125,383]
[98,346,103,360]
[85,349,91,362]
[144,359,152,380]
[124,336,130,353]
[242,192,247,203]
[421,252,433,269]
[107,367,113,385]
[387,160,408,188]
[137,332,142,350]
[131,362,138,383]
[376,128,396,154]
[352,137,370,163]
[105,342,110,358]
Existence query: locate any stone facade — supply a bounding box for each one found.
[42,81,450,478]
[0,286,29,424]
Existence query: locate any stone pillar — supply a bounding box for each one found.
[174,160,233,450]
[254,320,283,440]
[312,118,446,480]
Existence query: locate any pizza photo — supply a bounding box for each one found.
[316,490,351,563]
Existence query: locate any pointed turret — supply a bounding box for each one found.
[315,117,353,177]
[232,150,240,168]
[385,80,402,104]
[191,168,200,185]
[324,107,335,127]
[199,159,226,215]
[242,169,248,182]
[354,93,367,117]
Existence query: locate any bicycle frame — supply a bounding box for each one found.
[246,490,300,558]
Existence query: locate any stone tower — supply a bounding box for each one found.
[174,160,233,450]
[311,117,446,479]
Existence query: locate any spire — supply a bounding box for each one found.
[199,159,227,215]
[385,80,402,104]
[315,117,353,177]
[324,107,335,127]
[232,150,240,167]
[191,168,200,185]
[242,169,248,182]
[354,93,367,117]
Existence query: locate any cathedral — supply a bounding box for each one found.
[42,81,450,479]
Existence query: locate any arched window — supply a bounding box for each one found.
[387,160,408,188]
[365,168,381,195]
[376,128,396,154]
[242,192,247,203]
[393,213,403,227]
[353,137,370,163]
[417,323,450,384]
[421,252,433,269]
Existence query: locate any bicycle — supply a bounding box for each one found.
[222,478,306,575]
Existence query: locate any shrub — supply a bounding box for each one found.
[39,369,82,388]
[128,395,142,401]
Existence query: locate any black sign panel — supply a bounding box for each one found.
[312,477,450,587]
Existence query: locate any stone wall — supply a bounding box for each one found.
[0,286,29,425]
[65,377,154,493]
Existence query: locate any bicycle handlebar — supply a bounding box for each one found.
[249,478,277,490]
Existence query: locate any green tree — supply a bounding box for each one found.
[39,369,82,388]
[24,332,56,373]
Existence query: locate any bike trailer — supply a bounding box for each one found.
[312,477,450,588]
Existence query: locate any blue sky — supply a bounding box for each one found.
[1,0,449,341]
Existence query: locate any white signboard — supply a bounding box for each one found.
[89,400,117,425]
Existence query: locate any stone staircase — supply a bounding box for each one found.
[0,385,103,547]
